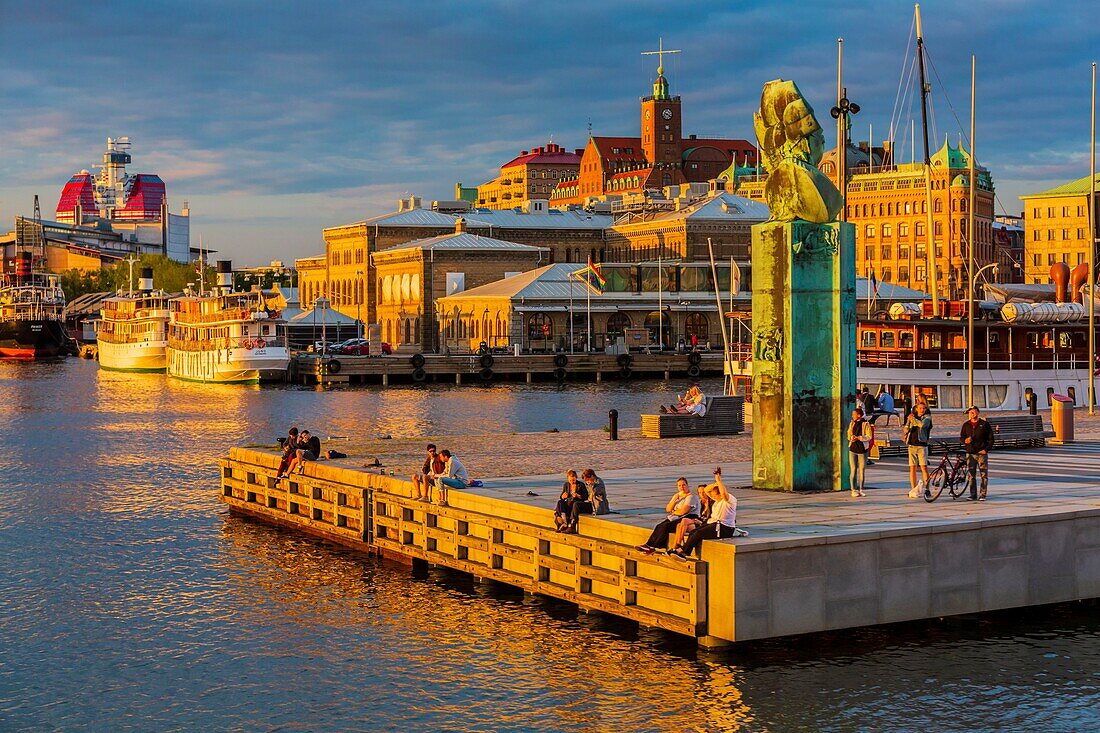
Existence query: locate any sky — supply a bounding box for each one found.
[0,0,1096,266]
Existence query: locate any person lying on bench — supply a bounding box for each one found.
[635,477,700,554]
[670,469,746,559]
[660,385,706,416]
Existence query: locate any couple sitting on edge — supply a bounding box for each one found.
[635,468,745,559]
[660,385,707,416]
[411,443,468,506]
[553,469,610,534]
[276,427,321,481]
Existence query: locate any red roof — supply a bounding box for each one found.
[55,173,98,222]
[115,174,165,221]
[501,143,582,169]
[606,167,653,184]
[590,137,646,163]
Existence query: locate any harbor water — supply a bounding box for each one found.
[1,359,1098,732]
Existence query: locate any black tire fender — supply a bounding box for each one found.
[479,367,494,381]
[616,353,633,368]
[619,366,632,379]
[411,367,427,382]
[688,352,702,366]
[327,359,341,374]
[479,353,494,368]
[553,367,567,381]
[553,353,568,368]
[411,353,426,368]
[687,364,702,378]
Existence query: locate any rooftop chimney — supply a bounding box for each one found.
[455,217,466,234]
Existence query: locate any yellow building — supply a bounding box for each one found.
[1020,173,1100,283]
[734,138,998,298]
[472,143,583,209]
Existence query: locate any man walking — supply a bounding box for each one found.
[905,402,932,498]
[960,406,993,501]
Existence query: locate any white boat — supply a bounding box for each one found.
[166,261,289,384]
[96,268,170,372]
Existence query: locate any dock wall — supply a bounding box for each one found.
[220,449,708,637]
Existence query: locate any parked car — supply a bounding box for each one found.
[338,340,393,356]
[307,341,341,353]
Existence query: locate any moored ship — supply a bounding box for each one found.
[0,252,70,359]
[97,267,171,372]
[166,260,289,383]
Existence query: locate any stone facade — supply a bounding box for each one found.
[472,144,582,209]
[1020,173,1099,284]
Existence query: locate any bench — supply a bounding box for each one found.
[875,413,1045,456]
[641,395,745,438]
[988,414,1045,448]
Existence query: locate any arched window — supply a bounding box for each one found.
[527,313,552,342]
[685,313,709,342]
[606,312,632,340]
[644,311,671,348]
[404,319,412,345]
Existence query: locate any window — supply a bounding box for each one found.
[1033,254,1040,266]
[861,331,878,347]
[882,246,893,260]
[934,199,943,213]
[899,223,909,237]
[915,266,927,281]
[1048,230,1054,241]
[882,224,893,238]
[921,331,942,349]
[605,312,631,339]
[881,331,896,348]
[1048,254,1056,265]
[915,222,925,236]
[899,330,914,349]
[900,245,910,260]
[526,314,553,342]
[685,313,709,342]
[882,268,892,282]
[865,224,876,238]
[899,266,909,282]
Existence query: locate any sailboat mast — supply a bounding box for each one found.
[915,4,940,314]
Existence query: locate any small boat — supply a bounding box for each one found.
[96,267,171,372]
[166,260,289,384]
[0,252,70,359]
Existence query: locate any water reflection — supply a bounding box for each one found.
[1,358,1098,732]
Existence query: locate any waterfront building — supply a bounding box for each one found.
[1,216,138,274]
[298,197,610,325]
[1019,173,1100,283]
[993,214,1025,283]
[734,137,999,298]
[471,143,583,209]
[549,63,756,207]
[54,137,192,262]
[371,219,548,352]
[605,190,768,264]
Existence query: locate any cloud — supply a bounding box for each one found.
[1,0,1096,263]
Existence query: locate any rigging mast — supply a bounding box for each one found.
[915,4,940,314]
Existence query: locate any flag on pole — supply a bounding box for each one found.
[572,257,605,295]
[731,258,742,295]
[870,269,880,297]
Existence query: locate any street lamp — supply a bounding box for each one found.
[355,269,363,339]
[830,89,861,221]
[967,261,998,406]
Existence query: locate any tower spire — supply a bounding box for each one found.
[641,37,681,100]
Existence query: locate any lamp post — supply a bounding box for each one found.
[967,261,998,406]
[830,88,861,222]
[355,269,363,339]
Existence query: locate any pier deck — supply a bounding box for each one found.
[221,441,1100,646]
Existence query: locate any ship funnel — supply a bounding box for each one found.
[1070,262,1089,304]
[14,251,32,278]
[216,260,233,293]
[1049,262,1070,304]
[139,267,154,293]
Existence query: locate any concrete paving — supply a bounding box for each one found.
[476,441,1100,548]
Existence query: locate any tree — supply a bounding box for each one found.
[57,254,215,301]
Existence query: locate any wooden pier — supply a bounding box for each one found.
[290,350,726,385]
[220,441,1100,646]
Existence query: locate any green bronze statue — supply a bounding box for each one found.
[753,79,843,224]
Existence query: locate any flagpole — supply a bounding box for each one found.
[707,238,733,395]
[569,274,574,354]
[586,276,592,352]
[658,251,663,350]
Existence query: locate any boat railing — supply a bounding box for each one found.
[856,352,1088,372]
[0,305,65,322]
[171,309,281,325]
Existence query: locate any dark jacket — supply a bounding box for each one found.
[302,435,321,457]
[960,418,993,454]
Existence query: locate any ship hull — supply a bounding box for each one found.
[97,339,167,372]
[0,319,68,359]
[166,346,289,384]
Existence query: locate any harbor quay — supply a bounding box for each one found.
[221,418,1100,648]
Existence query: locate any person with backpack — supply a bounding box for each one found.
[847,408,873,497]
[905,402,933,498]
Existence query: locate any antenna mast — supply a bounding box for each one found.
[915,4,940,314]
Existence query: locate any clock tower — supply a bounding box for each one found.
[639,40,683,179]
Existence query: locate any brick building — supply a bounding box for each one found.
[550,64,756,206]
[469,143,583,209]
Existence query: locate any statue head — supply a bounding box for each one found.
[752,79,841,224]
[754,80,825,173]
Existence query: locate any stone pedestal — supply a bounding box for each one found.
[751,220,856,492]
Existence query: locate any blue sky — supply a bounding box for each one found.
[0,0,1096,265]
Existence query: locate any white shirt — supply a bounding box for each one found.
[446,455,468,484]
[708,497,737,528]
[670,491,700,518]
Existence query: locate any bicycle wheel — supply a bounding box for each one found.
[924,467,946,502]
[948,465,969,498]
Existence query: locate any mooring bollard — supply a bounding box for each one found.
[608,409,618,441]
[1026,390,1037,415]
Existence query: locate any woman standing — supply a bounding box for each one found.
[847,407,872,497]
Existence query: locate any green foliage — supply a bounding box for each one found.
[57,254,214,301]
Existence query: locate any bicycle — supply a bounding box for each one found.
[923,441,970,502]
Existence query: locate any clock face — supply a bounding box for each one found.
[662,108,673,120]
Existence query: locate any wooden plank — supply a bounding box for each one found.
[578,564,620,586]
[623,575,692,604]
[494,542,534,563]
[537,554,576,574]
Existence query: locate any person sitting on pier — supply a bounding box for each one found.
[667,483,712,554]
[581,468,610,515]
[287,430,321,475]
[275,426,300,479]
[554,470,591,534]
[635,477,700,554]
[671,470,743,560]
[434,449,468,506]
[411,443,444,502]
